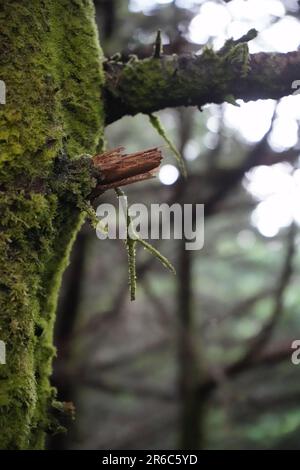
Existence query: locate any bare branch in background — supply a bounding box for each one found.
[230,223,296,371]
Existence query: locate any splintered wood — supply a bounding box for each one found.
[92,146,162,196]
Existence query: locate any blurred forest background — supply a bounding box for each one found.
[51,0,300,450]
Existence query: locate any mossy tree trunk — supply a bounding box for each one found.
[0,0,104,449]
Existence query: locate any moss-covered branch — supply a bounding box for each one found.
[104,48,300,124]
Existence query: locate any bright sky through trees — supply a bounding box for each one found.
[129,0,300,237]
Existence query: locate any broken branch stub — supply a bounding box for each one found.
[91,146,163,197]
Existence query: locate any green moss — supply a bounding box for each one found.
[0,0,104,449]
[109,56,176,113]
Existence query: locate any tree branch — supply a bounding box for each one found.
[228,223,296,371]
[104,50,300,124]
[197,340,293,399]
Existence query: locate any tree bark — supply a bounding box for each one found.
[0,0,104,449]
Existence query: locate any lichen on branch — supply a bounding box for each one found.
[104,31,300,123]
